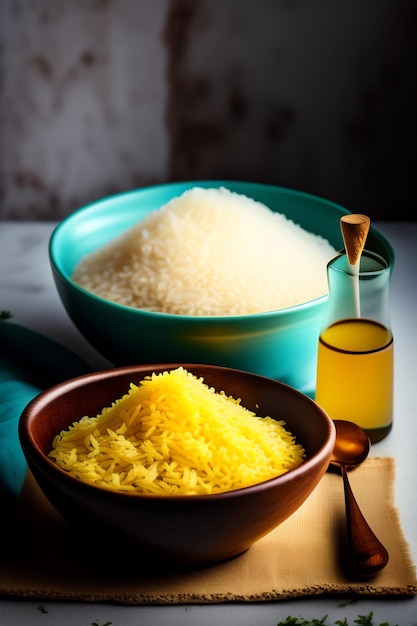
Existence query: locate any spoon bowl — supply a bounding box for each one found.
[330,420,389,578]
[331,420,371,467]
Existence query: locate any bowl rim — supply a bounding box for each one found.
[48,180,394,322]
[19,363,337,502]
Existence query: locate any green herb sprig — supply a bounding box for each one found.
[277,613,397,626]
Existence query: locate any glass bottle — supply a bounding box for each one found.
[315,249,393,444]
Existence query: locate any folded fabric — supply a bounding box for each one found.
[0,381,41,505]
[1,458,416,602]
[0,320,91,504]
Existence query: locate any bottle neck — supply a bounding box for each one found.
[322,250,391,331]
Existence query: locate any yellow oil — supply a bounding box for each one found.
[315,319,393,442]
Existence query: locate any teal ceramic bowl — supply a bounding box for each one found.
[49,181,394,394]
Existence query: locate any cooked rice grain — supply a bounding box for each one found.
[71,187,337,315]
[49,367,305,495]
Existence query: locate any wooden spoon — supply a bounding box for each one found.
[330,420,389,578]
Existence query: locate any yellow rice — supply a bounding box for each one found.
[49,367,305,495]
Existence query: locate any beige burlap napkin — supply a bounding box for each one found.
[1,457,416,604]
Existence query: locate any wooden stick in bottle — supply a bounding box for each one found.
[340,214,371,317]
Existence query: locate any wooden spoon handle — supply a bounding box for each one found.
[341,466,389,578]
[340,214,371,266]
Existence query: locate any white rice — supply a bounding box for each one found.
[71,187,337,316]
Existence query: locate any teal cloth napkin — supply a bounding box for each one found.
[0,320,91,507]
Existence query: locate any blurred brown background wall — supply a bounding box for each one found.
[1,0,416,220]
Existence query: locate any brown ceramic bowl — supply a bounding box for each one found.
[19,363,336,568]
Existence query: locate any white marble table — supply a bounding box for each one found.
[0,220,416,625]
